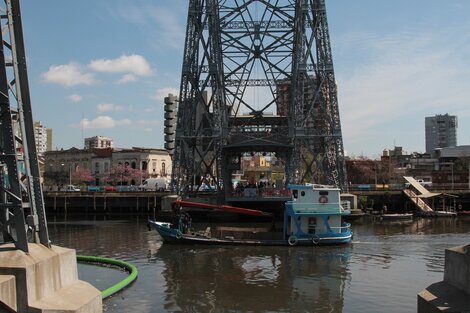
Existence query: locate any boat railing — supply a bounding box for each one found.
[229,187,292,198]
[288,202,345,214]
[330,223,351,234]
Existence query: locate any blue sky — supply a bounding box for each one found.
[21,0,470,158]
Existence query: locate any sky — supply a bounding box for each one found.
[19,0,470,158]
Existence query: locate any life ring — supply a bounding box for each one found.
[319,195,328,204]
[175,230,183,239]
[312,235,320,245]
[288,235,298,246]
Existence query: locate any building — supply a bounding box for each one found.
[84,136,113,150]
[112,147,172,181]
[425,114,457,156]
[34,121,52,156]
[44,147,172,186]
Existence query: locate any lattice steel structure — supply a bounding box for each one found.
[172,0,347,198]
[0,0,49,253]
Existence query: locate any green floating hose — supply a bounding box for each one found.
[77,255,138,299]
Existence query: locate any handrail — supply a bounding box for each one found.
[403,189,433,212]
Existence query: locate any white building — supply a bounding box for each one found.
[34,121,50,156]
[84,136,114,150]
[425,114,457,156]
[45,147,172,186]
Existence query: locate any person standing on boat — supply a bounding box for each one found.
[171,202,182,229]
[178,212,191,234]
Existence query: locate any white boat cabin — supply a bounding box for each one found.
[285,185,350,238]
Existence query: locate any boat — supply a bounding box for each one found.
[148,184,353,246]
[381,213,413,220]
[434,211,457,218]
[416,210,458,218]
[343,209,365,222]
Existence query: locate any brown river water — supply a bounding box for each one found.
[47,216,470,313]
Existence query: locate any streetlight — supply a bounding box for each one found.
[61,163,72,186]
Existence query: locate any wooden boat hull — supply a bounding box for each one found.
[148,220,352,246]
[381,213,413,220]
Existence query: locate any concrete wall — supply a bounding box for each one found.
[444,244,470,294]
[418,244,470,312]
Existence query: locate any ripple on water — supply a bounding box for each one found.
[48,217,470,313]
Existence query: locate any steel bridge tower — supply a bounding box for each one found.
[172,0,347,199]
[0,0,49,253]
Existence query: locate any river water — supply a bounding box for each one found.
[47,216,470,313]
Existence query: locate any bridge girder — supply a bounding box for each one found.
[172,0,348,199]
[0,0,50,252]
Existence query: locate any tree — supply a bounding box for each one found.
[126,167,149,185]
[101,164,149,186]
[71,168,93,185]
[346,156,377,184]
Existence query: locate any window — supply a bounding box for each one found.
[161,162,166,175]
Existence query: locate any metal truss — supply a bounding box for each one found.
[0,0,49,253]
[172,0,348,198]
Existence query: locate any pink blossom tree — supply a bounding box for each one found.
[70,168,93,185]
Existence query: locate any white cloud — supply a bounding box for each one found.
[97,103,124,113]
[108,5,186,51]
[153,87,179,102]
[80,116,131,129]
[144,107,156,113]
[118,73,137,84]
[67,94,82,102]
[337,29,470,150]
[42,63,95,87]
[137,119,160,126]
[88,54,153,77]
[148,7,186,51]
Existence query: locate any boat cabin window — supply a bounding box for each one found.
[319,191,329,196]
[293,190,298,199]
[301,191,305,197]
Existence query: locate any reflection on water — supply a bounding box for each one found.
[47,216,470,313]
[151,245,351,312]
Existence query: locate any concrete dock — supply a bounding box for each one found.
[0,243,101,313]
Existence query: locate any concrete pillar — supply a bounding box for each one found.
[418,244,470,312]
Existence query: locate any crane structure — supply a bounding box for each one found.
[171,0,348,199]
[0,0,49,253]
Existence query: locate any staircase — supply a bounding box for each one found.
[0,243,102,313]
[403,189,434,212]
